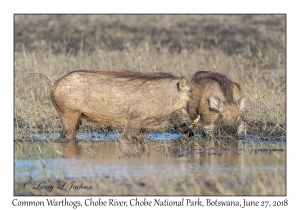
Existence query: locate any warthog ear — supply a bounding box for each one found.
[177,77,187,90]
[208,96,220,111]
[238,97,246,111]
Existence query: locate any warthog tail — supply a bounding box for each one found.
[25,72,55,85]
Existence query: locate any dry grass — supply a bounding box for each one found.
[14,169,286,196]
[14,14,286,141]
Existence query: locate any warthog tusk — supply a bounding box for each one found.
[191,115,200,125]
[188,115,200,128]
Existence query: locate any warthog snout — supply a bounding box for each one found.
[208,95,245,133]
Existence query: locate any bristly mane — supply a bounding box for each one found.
[193,71,240,103]
[69,70,178,82]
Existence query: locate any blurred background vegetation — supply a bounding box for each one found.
[15,15,285,57]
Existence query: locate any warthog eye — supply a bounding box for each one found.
[218,114,223,120]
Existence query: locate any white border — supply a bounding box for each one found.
[3,0,298,209]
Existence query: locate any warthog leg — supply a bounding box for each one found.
[58,110,82,141]
[203,125,214,137]
[237,121,247,138]
[123,115,145,141]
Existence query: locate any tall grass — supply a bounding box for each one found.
[14,44,286,141]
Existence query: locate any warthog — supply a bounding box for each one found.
[177,71,246,137]
[27,70,191,141]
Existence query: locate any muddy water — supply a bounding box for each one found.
[14,132,286,195]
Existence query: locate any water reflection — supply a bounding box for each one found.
[14,133,286,181]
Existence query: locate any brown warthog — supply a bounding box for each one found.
[177,71,246,137]
[27,70,191,141]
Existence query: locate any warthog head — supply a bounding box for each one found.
[176,71,246,137]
